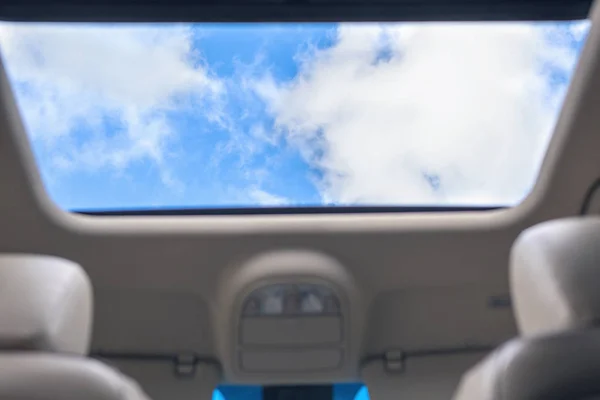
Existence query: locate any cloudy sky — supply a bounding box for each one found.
[0,21,590,210]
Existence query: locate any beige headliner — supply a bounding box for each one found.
[1,3,600,399]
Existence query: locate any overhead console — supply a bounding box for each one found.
[239,283,343,372]
[214,250,364,384]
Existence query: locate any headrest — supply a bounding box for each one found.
[0,254,92,355]
[453,329,600,400]
[510,217,600,337]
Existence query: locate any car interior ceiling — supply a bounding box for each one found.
[1,0,600,400]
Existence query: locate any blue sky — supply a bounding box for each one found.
[0,21,590,210]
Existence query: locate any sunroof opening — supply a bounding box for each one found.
[0,21,590,212]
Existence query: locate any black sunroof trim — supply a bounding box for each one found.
[0,0,591,22]
[74,205,506,216]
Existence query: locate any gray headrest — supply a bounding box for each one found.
[0,254,92,355]
[510,217,600,337]
[454,329,600,400]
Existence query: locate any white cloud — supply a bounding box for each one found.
[0,23,222,186]
[249,187,290,206]
[255,21,589,205]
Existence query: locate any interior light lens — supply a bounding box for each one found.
[242,283,340,317]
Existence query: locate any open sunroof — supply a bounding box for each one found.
[0,0,592,22]
[5,20,589,212]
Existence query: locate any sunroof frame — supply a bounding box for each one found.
[0,0,590,215]
[74,206,506,216]
[0,0,592,22]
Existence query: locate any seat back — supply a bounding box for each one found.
[0,254,152,400]
[454,218,600,400]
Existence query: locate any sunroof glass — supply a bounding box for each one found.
[0,21,590,212]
